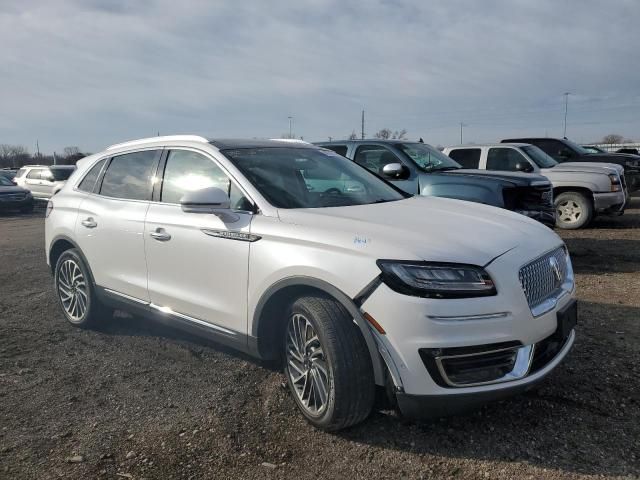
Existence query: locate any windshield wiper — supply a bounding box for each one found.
[432,166,460,171]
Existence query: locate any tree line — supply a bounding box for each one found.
[0,145,88,169]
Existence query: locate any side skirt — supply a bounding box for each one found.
[95,286,253,356]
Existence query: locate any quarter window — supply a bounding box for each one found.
[78,159,107,193]
[486,148,528,171]
[448,149,481,168]
[354,145,400,174]
[99,150,158,201]
[161,150,251,210]
[323,145,348,156]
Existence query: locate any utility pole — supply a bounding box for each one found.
[288,116,293,138]
[563,92,571,138]
[328,136,332,141]
[36,140,40,158]
[459,122,467,144]
[361,110,365,139]
[53,151,57,165]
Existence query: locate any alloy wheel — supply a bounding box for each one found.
[557,199,582,224]
[286,313,330,415]
[57,259,88,321]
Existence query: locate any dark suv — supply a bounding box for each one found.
[501,137,640,192]
[315,140,556,227]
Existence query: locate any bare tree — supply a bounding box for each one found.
[63,146,81,158]
[0,144,30,168]
[348,130,358,140]
[374,128,392,139]
[602,134,624,144]
[374,128,408,140]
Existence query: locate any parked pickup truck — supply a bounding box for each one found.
[315,140,556,227]
[443,143,628,229]
[501,137,640,192]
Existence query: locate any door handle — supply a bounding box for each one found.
[150,228,171,242]
[81,217,97,228]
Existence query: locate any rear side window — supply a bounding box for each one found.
[100,150,158,201]
[78,159,107,193]
[323,145,348,156]
[50,168,75,181]
[486,148,527,171]
[26,169,42,179]
[448,149,480,168]
[15,168,26,178]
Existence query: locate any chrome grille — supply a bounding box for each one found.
[519,247,568,312]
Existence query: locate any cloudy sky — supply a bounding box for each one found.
[1,0,639,154]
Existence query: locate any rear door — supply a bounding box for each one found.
[144,148,254,336]
[74,149,161,301]
[24,168,45,198]
[447,148,482,169]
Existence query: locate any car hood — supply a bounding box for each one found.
[0,185,28,194]
[546,162,623,175]
[277,196,562,266]
[448,169,550,186]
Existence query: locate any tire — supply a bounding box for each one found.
[283,296,375,431]
[555,191,593,229]
[54,248,111,328]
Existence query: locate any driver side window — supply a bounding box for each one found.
[354,145,401,174]
[161,150,251,211]
[486,148,528,171]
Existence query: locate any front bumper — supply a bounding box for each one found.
[515,208,556,228]
[360,246,576,414]
[593,190,627,214]
[0,195,33,210]
[625,170,640,192]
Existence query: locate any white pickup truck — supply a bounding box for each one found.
[443,143,628,229]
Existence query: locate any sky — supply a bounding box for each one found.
[1,0,639,154]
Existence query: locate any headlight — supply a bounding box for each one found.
[608,173,622,192]
[376,260,497,298]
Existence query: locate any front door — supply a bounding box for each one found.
[144,149,254,336]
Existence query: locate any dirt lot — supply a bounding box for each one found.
[1,201,639,480]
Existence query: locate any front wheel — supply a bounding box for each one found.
[284,296,375,431]
[555,192,593,229]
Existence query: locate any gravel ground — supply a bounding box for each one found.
[0,201,639,480]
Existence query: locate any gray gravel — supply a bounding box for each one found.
[0,201,638,479]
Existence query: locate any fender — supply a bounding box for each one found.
[251,276,385,385]
[48,235,97,287]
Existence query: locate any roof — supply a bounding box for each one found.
[445,143,531,148]
[316,139,421,145]
[210,138,316,149]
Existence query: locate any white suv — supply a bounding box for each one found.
[45,135,577,430]
[15,165,76,200]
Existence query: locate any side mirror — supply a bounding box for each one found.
[515,162,534,173]
[381,163,409,179]
[558,148,574,158]
[180,187,230,213]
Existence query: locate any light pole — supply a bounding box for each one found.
[563,92,571,138]
[288,116,293,138]
[459,122,467,144]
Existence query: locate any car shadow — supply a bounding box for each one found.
[564,236,640,274]
[333,300,638,477]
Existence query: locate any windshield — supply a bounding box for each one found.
[396,143,461,172]
[224,147,407,209]
[50,168,75,181]
[0,176,14,186]
[522,145,558,168]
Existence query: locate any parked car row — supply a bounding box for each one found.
[46,135,578,430]
[0,165,76,214]
[318,137,634,230]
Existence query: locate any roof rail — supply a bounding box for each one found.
[106,135,210,151]
[268,138,311,144]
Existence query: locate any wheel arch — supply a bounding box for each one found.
[552,186,595,204]
[251,276,385,385]
[49,236,97,287]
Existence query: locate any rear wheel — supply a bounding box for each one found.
[284,296,375,431]
[54,248,112,328]
[555,192,593,229]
